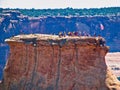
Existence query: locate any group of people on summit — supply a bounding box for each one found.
[58,31,105,47]
[58,31,93,38]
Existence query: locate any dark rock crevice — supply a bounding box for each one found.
[55,45,62,90]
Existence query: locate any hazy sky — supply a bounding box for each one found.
[0,0,120,9]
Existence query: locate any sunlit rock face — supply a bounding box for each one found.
[0,34,120,90]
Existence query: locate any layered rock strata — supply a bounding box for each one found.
[0,34,120,90]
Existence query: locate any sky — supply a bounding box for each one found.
[0,0,120,9]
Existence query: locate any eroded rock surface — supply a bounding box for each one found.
[0,34,120,90]
[0,10,120,79]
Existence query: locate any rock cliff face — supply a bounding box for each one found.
[0,11,120,79]
[0,34,120,90]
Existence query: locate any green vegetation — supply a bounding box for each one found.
[0,7,120,17]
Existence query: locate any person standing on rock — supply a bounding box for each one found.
[59,32,63,38]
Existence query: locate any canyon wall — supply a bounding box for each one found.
[0,11,120,79]
[0,11,120,51]
[0,34,120,90]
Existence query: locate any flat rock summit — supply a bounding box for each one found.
[0,34,120,90]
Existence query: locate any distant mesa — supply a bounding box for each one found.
[0,34,120,90]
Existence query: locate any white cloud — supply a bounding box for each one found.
[0,0,120,9]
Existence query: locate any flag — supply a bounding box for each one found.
[100,23,104,30]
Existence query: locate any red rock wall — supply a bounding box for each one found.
[0,36,120,90]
